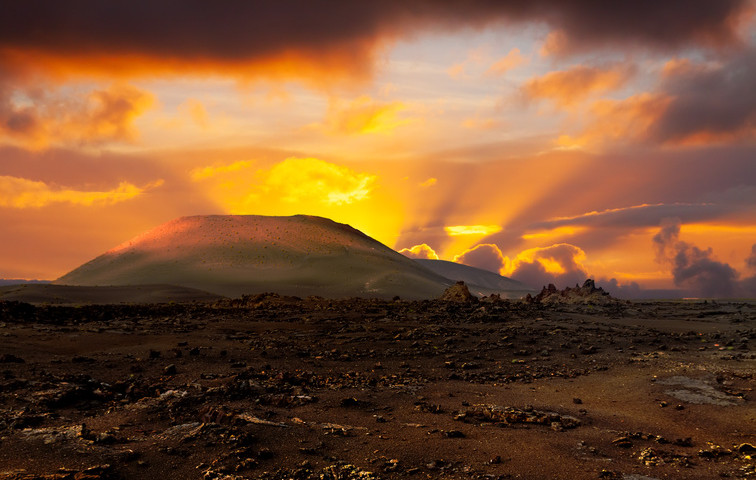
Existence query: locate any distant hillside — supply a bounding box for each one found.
[57,215,454,299]
[0,279,51,286]
[0,283,223,305]
[415,259,536,299]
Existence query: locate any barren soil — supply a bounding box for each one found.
[1,296,754,479]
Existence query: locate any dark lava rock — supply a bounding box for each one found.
[0,354,25,363]
[737,443,756,454]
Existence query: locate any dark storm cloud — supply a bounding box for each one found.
[596,278,642,299]
[532,0,749,52]
[740,275,756,296]
[652,218,682,262]
[653,218,739,297]
[595,278,683,300]
[738,244,756,296]
[672,244,739,297]
[453,244,505,273]
[0,0,748,70]
[651,50,756,143]
[748,244,756,270]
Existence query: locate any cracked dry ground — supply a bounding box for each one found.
[0,297,754,480]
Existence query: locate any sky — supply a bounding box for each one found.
[1,0,756,298]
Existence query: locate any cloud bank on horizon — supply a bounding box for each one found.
[1,0,755,298]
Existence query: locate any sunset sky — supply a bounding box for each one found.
[2,1,756,297]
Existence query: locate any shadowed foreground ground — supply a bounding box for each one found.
[0,296,754,479]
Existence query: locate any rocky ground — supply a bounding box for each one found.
[0,293,754,479]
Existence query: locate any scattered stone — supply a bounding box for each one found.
[612,437,633,448]
[236,414,288,428]
[71,355,96,363]
[638,447,694,467]
[737,443,756,455]
[698,443,733,459]
[340,397,363,408]
[456,404,581,430]
[674,437,693,447]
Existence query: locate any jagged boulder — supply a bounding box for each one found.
[440,281,478,303]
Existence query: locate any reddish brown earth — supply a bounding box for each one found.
[0,296,754,479]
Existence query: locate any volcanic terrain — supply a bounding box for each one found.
[0,218,753,480]
[0,293,754,480]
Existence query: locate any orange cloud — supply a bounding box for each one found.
[447,63,466,79]
[0,83,154,149]
[0,175,163,208]
[181,98,209,128]
[522,65,633,108]
[462,117,501,130]
[508,243,586,274]
[539,30,569,57]
[662,58,699,77]
[559,52,756,149]
[399,244,439,260]
[0,41,380,90]
[557,93,672,149]
[446,46,488,79]
[453,242,591,287]
[324,96,411,135]
[505,243,589,288]
[83,84,155,142]
[486,48,528,76]
[651,53,756,146]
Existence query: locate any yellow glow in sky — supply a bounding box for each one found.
[445,225,503,236]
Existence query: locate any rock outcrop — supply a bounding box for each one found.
[526,279,617,305]
[440,281,478,303]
